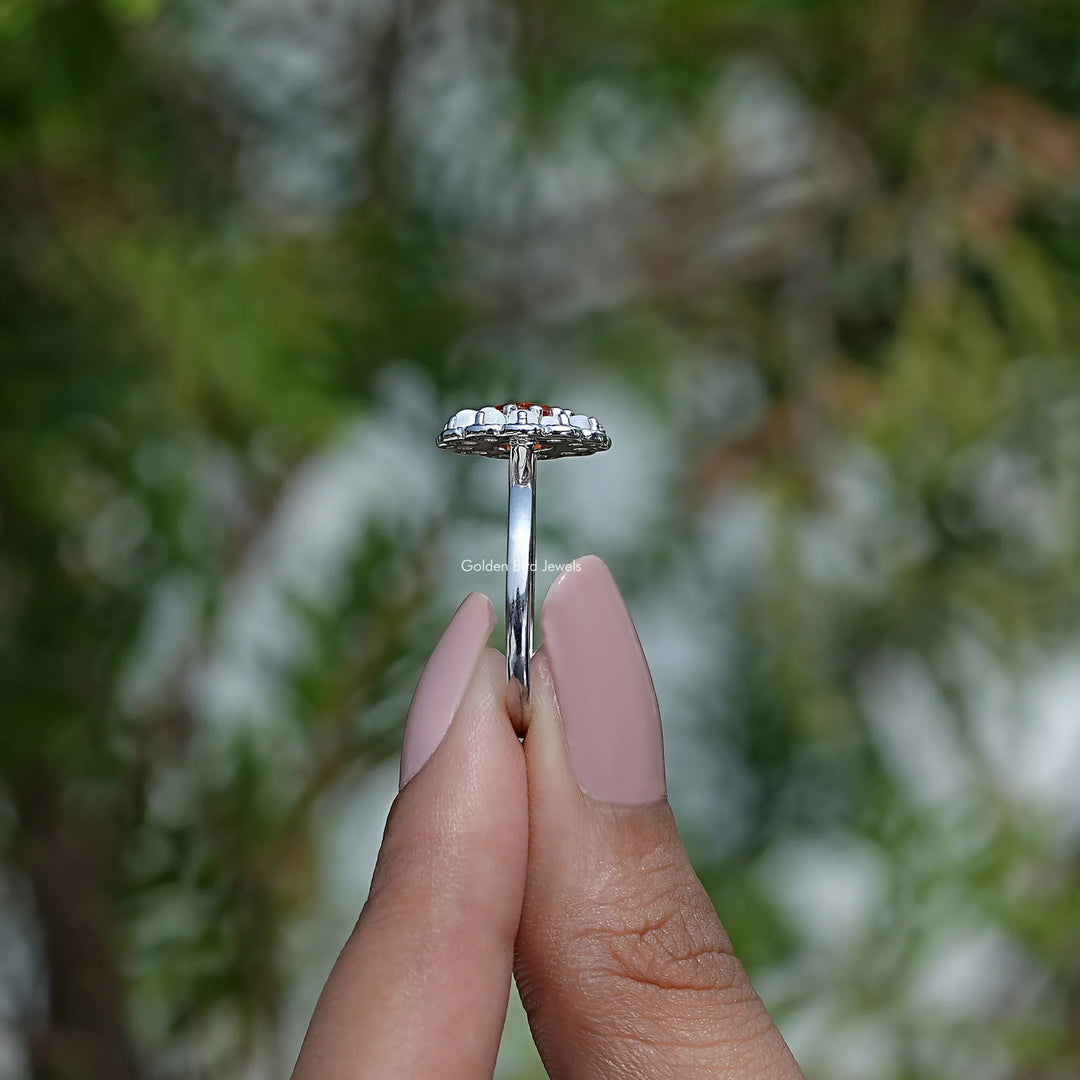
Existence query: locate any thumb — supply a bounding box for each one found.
[514,557,804,1080]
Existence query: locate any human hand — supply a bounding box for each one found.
[292,556,805,1079]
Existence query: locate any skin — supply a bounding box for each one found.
[291,649,805,1080]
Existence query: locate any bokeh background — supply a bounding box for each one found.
[5,0,1080,1077]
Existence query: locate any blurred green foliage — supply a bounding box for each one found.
[4,1,1080,1078]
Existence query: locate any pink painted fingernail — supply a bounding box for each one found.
[400,592,496,788]
[540,555,666,803]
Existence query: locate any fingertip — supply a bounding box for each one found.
[461,647,528,789]
[464,589,498,629]
[539,554,666,804]
[541,552,604,604]
[400,591,497,788]
[521,647,583,817]
[400,644,524,819]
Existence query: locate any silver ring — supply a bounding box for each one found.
[437,403,611,729]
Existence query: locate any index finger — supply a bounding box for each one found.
[292,594,527,1080]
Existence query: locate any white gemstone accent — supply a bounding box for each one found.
[438,401,610,458]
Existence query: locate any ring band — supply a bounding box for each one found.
[506,440,535,724]
[437,403,611,730]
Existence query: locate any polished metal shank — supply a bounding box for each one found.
[506,439,535,724]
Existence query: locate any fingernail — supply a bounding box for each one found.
[400,592,496,788]
[540,555,666,803]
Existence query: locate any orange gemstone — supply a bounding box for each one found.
[500,402,554,415]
